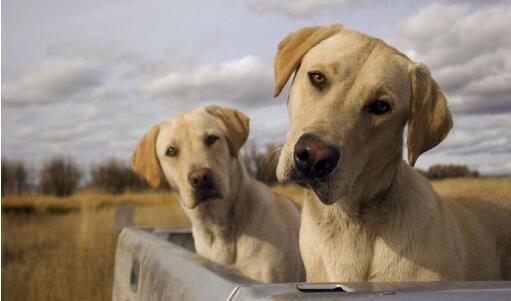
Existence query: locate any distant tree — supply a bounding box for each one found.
[1,158,29,195]
[90,158,147,194]
[240,142,281,186]
[13,161,29,193]
[240,142,262,178]
[426,164,479,179]
[2,158,13,195]
[40,156,82,197]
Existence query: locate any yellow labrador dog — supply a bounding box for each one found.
[131,106,304,283]
[271,23,511,281]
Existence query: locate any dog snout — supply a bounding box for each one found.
[188,168,213,188]
[293,133,340,178]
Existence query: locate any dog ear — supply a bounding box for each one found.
[205,106,249,157]
[131,124,162,188]
[407,63,453,166]
[273,23,343,97]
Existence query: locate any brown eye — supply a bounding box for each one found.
[205,135,219,146]
[166,147,178,157]
[307,71,327,89]
[368,100,391,115]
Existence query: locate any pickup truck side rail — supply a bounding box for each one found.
[112,227,511,301]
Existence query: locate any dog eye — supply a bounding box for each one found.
[166,146,178,157]
[204,135,219,146]
[368,100,391,115]
[307,71,327,89]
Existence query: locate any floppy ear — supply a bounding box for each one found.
[205,106,249,157]
[407,63,453,166]
[131,124,162,188]
[273,23,343,97]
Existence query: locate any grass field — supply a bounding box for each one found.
[2,177,511,300]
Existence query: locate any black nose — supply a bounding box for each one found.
[293,133,340,178]
[188,168,213,188]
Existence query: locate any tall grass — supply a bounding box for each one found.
[2,192,187,300]
[2,178,510,300]
[431,176,511,200]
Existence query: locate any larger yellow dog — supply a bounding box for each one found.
[272,23,511,281]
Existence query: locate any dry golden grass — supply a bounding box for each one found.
[2,208,118,300]
[2,190,179,213]
[2,177,510,300]
[274,177,511,203]
[2,191,185,301]
[432,176,511,201]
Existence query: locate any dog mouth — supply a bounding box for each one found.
[290,170,336,205]
[194,185,222,204]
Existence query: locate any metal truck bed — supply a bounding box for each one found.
[112,227,511,300]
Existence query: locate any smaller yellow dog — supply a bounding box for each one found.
[131,106,304,283]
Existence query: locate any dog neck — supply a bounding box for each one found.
[336,147,403,218]
[186,158,253,257]
[313,156,436,230]
[353,149,403,214]
[313,136,418,223]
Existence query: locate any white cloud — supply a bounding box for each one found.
[2,95,176,167]
[1,43,277,168]
[438,113,511,154]
[397,2,511,114]
[246,102,289,146]
[412,112,511,175]
[476,162,511,176]
[2,57,106,106]
[139,55,274,107]
[1,42,138,108]
[245,0,509,18]
[246,0,369,18]
[2,1,510,176]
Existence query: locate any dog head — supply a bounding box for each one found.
[131,106,249,209]
[273,24,452,204]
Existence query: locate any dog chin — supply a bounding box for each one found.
[181,193,220,209]
[306,180,337,205]
[195,190,222,205]
[289,172,335,205]
[313,191,336,205]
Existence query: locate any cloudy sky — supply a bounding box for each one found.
[2,0,511,175]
